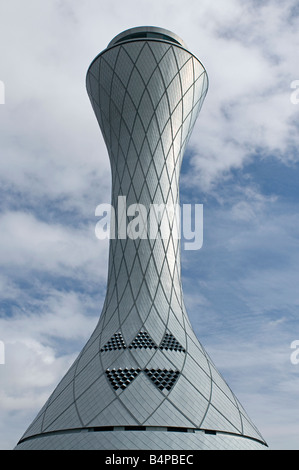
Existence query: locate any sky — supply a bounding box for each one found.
[0,0,299,450]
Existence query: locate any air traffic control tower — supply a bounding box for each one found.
[15,26,267,450]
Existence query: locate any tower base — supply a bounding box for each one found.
[15,427,268,450]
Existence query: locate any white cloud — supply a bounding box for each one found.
[0,210,108,280]
[180,1,299,191]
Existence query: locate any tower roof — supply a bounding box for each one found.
[107,26,188,49]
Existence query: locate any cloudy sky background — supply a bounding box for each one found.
[0,0,299,450]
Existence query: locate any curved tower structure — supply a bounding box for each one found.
[15,26,267,450]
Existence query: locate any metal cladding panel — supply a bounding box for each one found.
[87,398,138,427]
[143,399,195,428]
[75,355,104,393]
[15,27,267,450]
[20,411,44,441]
[240,413,266,443]
[75,375,114,424]
[43,404,82,433]
[200,403,242,434]
[42,382,75,430]
[118,374,162,422]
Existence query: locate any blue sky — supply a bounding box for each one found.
[0,0,299,450]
